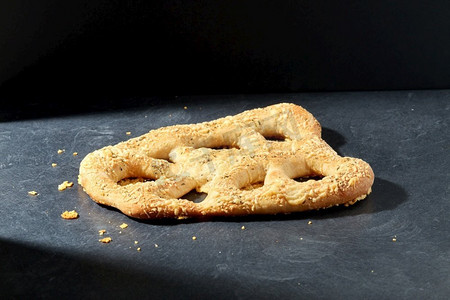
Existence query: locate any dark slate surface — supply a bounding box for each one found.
[0,90,449,299]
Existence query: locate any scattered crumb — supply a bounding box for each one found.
[61,210,79,219]
[134,241,139,244]
[99,237,112,243]
[57,149,65,154]
[308,221,312,225]
[58,181,74,191]
[119,223,128,229]
[51,163,57,167]
[28,191,38,196]
[371,270,374,273]
[154,244,159,248]
[192,236,197,240]
[99,229,106,235]
[300,237,303,240]
[241,226,246,230]
[392,238,397,242]
[137,247,141,251]
[126,131,131,135]
[183,106,188,110]
[72,152,78,156]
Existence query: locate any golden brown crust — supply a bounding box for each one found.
[79,103,374,219]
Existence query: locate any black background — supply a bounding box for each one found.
[1,0,449,97]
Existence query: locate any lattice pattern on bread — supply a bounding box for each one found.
[79,103,374,219]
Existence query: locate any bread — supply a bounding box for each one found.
[79,103,374,219]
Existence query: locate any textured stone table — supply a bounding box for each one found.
[1,90,448,299]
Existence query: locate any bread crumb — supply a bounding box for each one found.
[61,210,79,219]
[28,191,38,196]
[57,149,65,154]
[154,244,159,248]
[183,106,188,110]
[51,163,57,167]
[126,131,131,135]
[72,152,78,156]
[308,221,312,225]
[392,238,397,242]
[58,181,74,191]
[119,223,128,229]
[134,241,138,244]
[99,229,106,235]
[99,237,112,243]
[137,247,141,251]
[192,236,197,240]
[241,226,246,230]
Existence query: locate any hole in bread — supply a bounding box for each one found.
[117,177,155,186]
[264,134,286,142]
[182,190,208,203]
[293,175,324,182]
[211,144,240,150]
[239,181,264,191]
